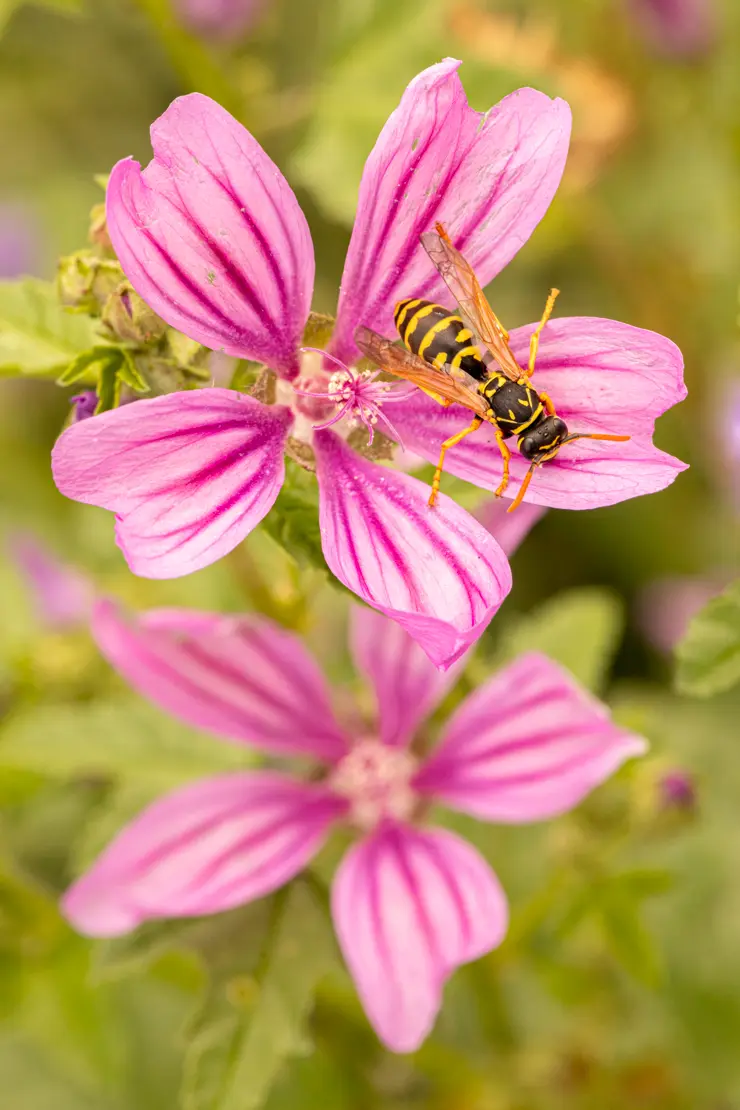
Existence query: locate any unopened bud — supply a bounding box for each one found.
[658,769,697,812]
[88,202,113,253]
[57,251,122,313]
[71,391,98,422]
[101,281,168,345]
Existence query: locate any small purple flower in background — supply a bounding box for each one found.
[63,600,646,1052]
[71,391,99,422]
[637,575,725,653]
[51,58,686,666]
[625,0,716,58]
[9,532,93,630]
[659,768,697,811]
[0,203,38,277]
[176,0,265,38]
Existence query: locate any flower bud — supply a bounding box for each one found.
[57,252,122,313]
[71,391,98,422]
[101,281,168,345]
[658,768,697,812]
[88,202,113,254]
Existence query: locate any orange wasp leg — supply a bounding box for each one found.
[428,416,483,507]
[490,419,511,498]
[538,390,557,416]
[527,288,560,377]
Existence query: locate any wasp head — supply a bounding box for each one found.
[518,416,568,463]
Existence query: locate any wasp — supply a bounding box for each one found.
[355,223,630,511]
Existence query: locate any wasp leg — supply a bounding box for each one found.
[491,422,511,498]
[429,416,483,507]
[538,390,557,416]
[527,288,560,377]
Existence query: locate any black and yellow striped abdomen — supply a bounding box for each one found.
[394,298,486,382]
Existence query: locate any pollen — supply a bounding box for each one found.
[329,738,419,831]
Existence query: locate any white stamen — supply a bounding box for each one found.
[329,738,419,831]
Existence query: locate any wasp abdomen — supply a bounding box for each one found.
[483,377,544,439]
[394,298,486,382]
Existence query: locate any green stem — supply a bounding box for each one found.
[130,0,248,122]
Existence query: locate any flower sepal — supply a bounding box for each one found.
[100,280,168,346]
[260,457,328,572]
[57,250,123,315]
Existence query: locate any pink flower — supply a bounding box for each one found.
[0,203,38,277]
[626,0,716,58]
[50,60,685,660]
[476,498,547,557]
[637,574,727,653]
[9,532,93,630]
[54,60,571,667]
[176,0,265,38]
[64,600,647,1052]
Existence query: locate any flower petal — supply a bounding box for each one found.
[331,59,571,364]
[63,772,344,937]
[107,93,314,376]
[349,606,463,748]
[475,499,547,557]
[507,316,687,437]
[331,823,508,1053]
[313,430,512,671]
[52,389,291,579]
[388,388,687,510]
[91,599,348,762]
[415,653,647,822]
[9,532,93,630]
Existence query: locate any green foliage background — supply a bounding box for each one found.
[1,0,740,1107]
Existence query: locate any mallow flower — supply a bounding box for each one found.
[625,0,716,58]
[9,532,93,630]
[64,600,647,1053]
[51,58,686,666]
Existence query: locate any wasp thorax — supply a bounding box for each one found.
[329,738,419,831]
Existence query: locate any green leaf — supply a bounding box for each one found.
[92,916,198,984]
[609,868,675,901]
[0,279,97,377]
[57,344,120,388]
[598,894,662,988]
[675,579,740,697]
[229,359,263,393]
[261,461,328,573]
[182,883,336,1110]
[499,587,624,692]
[0,699,255,787]
[118,348,150,393]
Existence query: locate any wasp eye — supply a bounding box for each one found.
[521,436,537,458]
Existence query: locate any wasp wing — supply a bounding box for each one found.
[420,224,523,383]
[354,326,490,418]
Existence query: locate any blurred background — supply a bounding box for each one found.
[1,0,739,1107]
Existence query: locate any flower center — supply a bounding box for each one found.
[286,347,414,447]
[329,738,419,831]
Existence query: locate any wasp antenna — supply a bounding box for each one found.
[506,463,536,513]
[563,432,631,444]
